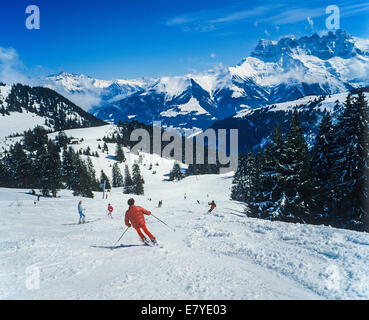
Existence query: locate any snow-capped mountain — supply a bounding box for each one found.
[40,30,369,131]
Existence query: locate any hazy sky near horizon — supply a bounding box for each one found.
[1,0,369,81]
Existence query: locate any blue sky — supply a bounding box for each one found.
[1,0,369,80]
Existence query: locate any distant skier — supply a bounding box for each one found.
[208,200,216,213]
[158,200,163,208]
[78,201,86,224]
[37,195,40,201]
[197,200,200,204]
[124,198,157,245]
[184,193,187,200]
[107,203,114,218]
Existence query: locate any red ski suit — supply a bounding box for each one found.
[108,205,114,213]
[124,205,156,242]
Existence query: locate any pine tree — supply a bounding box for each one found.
[86,157,100,191]
[310,112,336,222]
[169,162,184,181]
[331,92,369,231]
[62,147,76,188]
[70,154,94,198]
[115,143,126,163]
[231,151,256,202]
[277,110,314,223]
[9,142,34,188]
[112,163,124,188]
[0,156,10,187]
[103,143,109,153]
[123,165,134,194]
[132,164,144,195]
[37,141,63,197]
[247,124,285,219]
[100,170,111,190]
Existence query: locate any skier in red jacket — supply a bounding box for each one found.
[107,204,114,218]
[124,198,157,245]
[208,200,216,213]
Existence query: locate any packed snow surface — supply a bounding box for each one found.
[1,174,369,299]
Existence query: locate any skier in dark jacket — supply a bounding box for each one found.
[208,200,216,213]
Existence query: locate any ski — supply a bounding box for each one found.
[63,218,102,226]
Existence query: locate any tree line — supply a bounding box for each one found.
[0,126,145,198]
[231,92,369,232]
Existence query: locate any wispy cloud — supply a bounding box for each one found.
[0,47,31,85]
[307,17,314,32]
[164,1,369,33]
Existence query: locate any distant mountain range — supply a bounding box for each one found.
[37,30,369,133]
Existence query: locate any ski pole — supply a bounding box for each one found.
[114,227,130,245]
[151,214,176,232]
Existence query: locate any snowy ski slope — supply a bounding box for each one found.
[1,125,369,299]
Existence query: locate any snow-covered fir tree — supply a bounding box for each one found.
[115,143,126,163]
[132,163,145,195]
[100,170,112,190]
[112,163,124,188]
[169,162,184,181]
[331,92,369,231]
[231,151,256,202]
[123,164,134,194]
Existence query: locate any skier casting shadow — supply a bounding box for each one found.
[78,200,86,224]
[124,198,157,245]
[208,200,216,213]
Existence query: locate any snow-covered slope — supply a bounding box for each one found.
[1,169,369,299]
[39,30,369,131]
[1,124,369,299]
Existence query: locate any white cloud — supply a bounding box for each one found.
[307,17,314,32]
[210,53,216,58]
[0,47,31,85]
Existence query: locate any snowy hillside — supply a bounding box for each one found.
[1,171,369,299]
[38,30,369,131]
[0,124,368,299]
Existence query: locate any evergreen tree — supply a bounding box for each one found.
[86,157,100,191]
[132,164,144,195]
[62,147,76,188]
[9,142,34,188]
[0,156,10,187]
[331,92,369,231]
[247,124,285,219]
[231,151,256,202]
[277,110,314,223]
[70,154,94,198]
[100,170,112,190]
[310,112,336,222]
[112,163,124,188]
[56,131,68,149]
[123,165,134,194]
[169,162,184,181]
[37,141,63,197]
[103,143,109,153]
[115,143,126,163]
